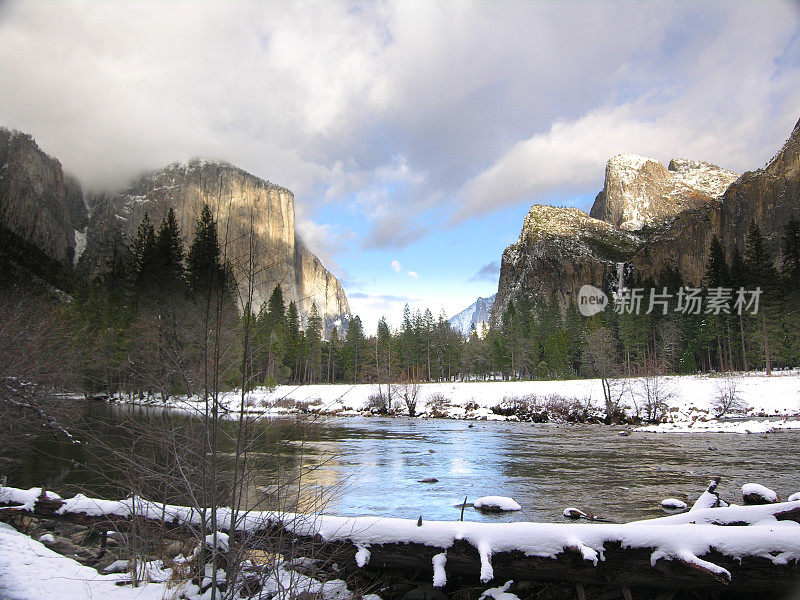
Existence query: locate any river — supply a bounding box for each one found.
[9,402,800,523]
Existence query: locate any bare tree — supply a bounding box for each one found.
[711,374,748,418]
[632,356,674,423]
[582,327,626,422]
[399,378,421,417]
[0,290,83,474]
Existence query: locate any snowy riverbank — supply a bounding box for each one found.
[119,370,800,433]
[3,484,800,600]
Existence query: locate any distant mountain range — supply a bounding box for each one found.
[449,293,495,336]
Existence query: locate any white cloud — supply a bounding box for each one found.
[0,0,798,255]
[390,260,419,279]
[456,5,800,220]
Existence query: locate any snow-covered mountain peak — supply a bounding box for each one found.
[591,153,738,231]
[449,294,496,336]
[668,158,739,199]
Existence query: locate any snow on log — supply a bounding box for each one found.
[690,477,728,511]
[473,496,522,513]
[660,499,688,511]
[432,552,447,587]
[2,485,800,595]
[742,483,780,505]
[563,507,587,520]
[479,580,519,600]
[355,545,371,568]
[633,500,800,526]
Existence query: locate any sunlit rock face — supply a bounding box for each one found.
[0,128,87,265]
[590,153,737,232]
[493,119,800,323]
[493,205,642,321]
[79,159,350,328]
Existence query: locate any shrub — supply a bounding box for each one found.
[367,393,388,414]
[426,393,452,418]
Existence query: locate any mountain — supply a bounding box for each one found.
[494,205,641,318]
[0,128,87,267]
[78,159,350,329]
[494,117,800,322]
[449,293,495,336]
[589,154,737,231]
[0,128,350,329]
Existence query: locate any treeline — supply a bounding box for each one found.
[69,204,243,397]
[478,219,800,381]
[324,219,800,385]
[5,208,799,399]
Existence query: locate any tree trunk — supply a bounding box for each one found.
[761,312,772,376]
[739,314,749,372]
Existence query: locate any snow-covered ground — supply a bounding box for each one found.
[123,370,800,433]
[0,521,171,600]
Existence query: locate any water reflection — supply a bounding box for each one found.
[11,405,800,523]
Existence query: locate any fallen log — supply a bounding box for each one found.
[2,486,800,598]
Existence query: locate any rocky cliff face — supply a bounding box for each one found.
[494,205,643,320]
[719,118,800,259]
[589,154,737,231]
[494,119,800,322]
[78,159,350,328]
[0,128,86,265]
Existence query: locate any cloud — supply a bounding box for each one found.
[455,6,800,221]
[390,260,419,279]
[346,291,420,334]
[294,205,356,277]
[470,261,500,282]
[1,0,798,259]
[350,292,414,303]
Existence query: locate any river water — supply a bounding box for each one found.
[11,403,800,523]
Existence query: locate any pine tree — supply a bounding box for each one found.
[727,245,750,371]
[344,316,366,382]
[154,208,185,288]
[705,235,729,287]
[186,204,225,295]
[306,303,323,383]
[284,301,301,382]
[744,221,777,288]
[326,325,339,383]
[744,221,777,375]
[782,217,800,289]
[131,212,157,292]
[564,298,584,374]
[256,285,287,383]
[377,316,393,386]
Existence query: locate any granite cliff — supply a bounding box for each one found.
[494,205,642,318]
[79,159,350,328]
[589,153,737,231]
[0,128,87,266]
[0,128,350,329]
[494,117,800,322]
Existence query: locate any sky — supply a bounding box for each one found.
[1,1,799,332]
